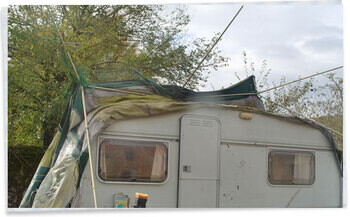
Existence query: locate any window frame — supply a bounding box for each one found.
[96,136,170,185]
[267,149,316,186]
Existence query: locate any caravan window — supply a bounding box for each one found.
[268,150,315,185]
[98,139,168,183]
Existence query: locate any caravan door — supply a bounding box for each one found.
[178,114,220,208]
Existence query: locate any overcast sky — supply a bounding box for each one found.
[168,2,343,91]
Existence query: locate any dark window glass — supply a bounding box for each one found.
[98,139,168,183]
[268,151,315,185]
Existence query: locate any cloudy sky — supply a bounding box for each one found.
[168,2,343,91]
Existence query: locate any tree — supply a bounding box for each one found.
[8,5,229,147]
[233,51,343,147]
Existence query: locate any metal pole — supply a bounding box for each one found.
[81,87,98,208]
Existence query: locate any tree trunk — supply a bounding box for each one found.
[43,120,54,148]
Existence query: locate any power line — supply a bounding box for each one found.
[182,5,244,88]
[258,66,343,94]
[192,66,343,98]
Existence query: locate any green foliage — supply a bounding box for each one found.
[8,5,229,147]
[234,51,343,147]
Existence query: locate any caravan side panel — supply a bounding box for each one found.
[219,144,342,207]
[72,107,342,208]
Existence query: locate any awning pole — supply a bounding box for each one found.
[81,87,98,208]
[48,6,97,207]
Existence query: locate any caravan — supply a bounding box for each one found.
[20,76,343,208]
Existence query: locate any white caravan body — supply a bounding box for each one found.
[71,106,342,208]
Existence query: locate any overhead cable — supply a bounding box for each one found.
[182,5,245,88]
